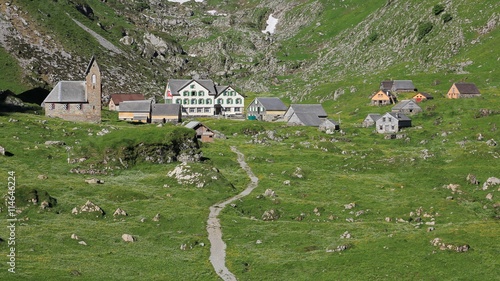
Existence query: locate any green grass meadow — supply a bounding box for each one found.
[2,95,498,280]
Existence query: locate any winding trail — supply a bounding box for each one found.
[207,146,259,281]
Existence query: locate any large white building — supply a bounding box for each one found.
[164,79,244,117]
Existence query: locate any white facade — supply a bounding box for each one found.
[165,79,243,117]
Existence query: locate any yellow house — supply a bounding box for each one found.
[371,90,396,106]
[118,100,152,123]
[447,83,481,99]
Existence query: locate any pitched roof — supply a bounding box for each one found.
[256,97,288,111]
[185,121,201,129]
[168,79,218,95]
[392,100,422,110]
[42,81,86,104]
[119,100,152,112]
[392,80,415,91]
[454,82,480,95]
[372,89,395,99]
[152,103,181,116]
[366,113,382,121]
[289,104,327,117]
[290,112,323,126]
[380,80,393,91]
[386,112,411,121]
[414,92,433,98]
[110,94,145,105]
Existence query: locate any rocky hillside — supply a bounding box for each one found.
[0,0,498,101]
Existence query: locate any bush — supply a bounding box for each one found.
[432,4,445,15]
[417,22,433,40]
[442,13,453,23]
[368,32,378,43]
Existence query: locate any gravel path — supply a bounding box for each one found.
[207,146,259,281]
[70,16,123,54]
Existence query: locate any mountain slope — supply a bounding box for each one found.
[0,0,498,103]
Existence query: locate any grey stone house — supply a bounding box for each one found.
[375,112,411,134]
[42,57,102,122]
[391,100,422,115]
[362,114,382,127]
[284,104,328,127]
[246,97,288,121]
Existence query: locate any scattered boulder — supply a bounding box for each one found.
[430,238,470,252]
[78,241,87,246]
[122,234,136,242]
[283,180,291,186]
[0,146,5,156]
[486,139,497,146]
[326,244,350,253]
[482,177,500,190]
[73,200,104,216]
[263,189,276,197]
[486,193,493,200]
[85,178,104,184]
[37,174,48,180]
[344,202,356,210]
[340,231,351,239]
[466,174,479,185]
[113,208,128,217]
[152,213,161,222]
[44,141,66,146]
[262,209,280,221]
[71,234,79,240]
[40,201,51,210]
[443,184,462,194]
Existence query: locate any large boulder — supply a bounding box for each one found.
[122,234,136,242]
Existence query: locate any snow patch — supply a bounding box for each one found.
[262,14,278,34]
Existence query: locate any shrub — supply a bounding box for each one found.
[442,13,453,23]
[417,22,433,40]
[368,32,378,43]
[432,4,445,15]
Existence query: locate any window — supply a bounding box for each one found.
[227,98,233,104]
[176,99,182,104]
[76,104,82,110]
[197,108,202,113]
[183,99,189,105]
[198,98,205,104]
[198,91,204,96]
[191,91,196,96]
[236,98,242,104]
[223,92,227,96]
[50,103,55,110]
[382,117,386,122]
[388,118,392,122]
[190,84,195,89]
[191,98,197,105]
[204,108,211,113]
[63,104,68,110]
[92,74,96,88]
[379,125,383,130]
[183,91,189,96]
[391,126,395,130]
[235,107,241,112]
[206,99,212,104]
[217,98,223,104]
[189,108,195,113]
